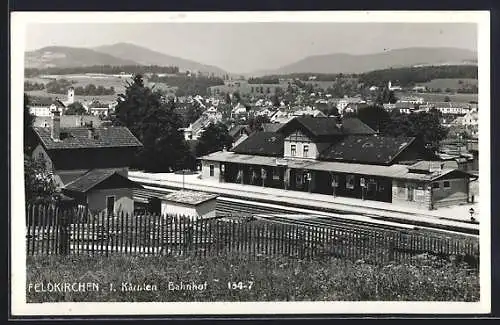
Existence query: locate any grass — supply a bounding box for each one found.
[26,253,479,303]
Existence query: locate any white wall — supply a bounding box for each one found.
[161,200,216,219]
[201,160,220,181]
[283,131,319,159]
[86,188,134,215]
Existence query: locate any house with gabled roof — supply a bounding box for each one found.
[31,111,143,215]
[62,169,143,215]
[228,124,252,148]
[198,116,476,210]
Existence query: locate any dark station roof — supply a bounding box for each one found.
[277,116,375,139]
[319,135,416,165]
[262,123,285,132]
[232,132,284,157]
[341,118,377,135]
[33,126,143,150]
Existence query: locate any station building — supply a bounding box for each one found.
[198,117,477,210]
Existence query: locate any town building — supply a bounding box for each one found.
[160,190,218,220]
[181,107,222,141]
[31,111,143,215]
[336,97,366,115]
[33,115,102,128]
[270,109,292,124]
[228,124,253,148]
[232,102,248,116]
[398,96,425,105]
[430,102,471,115]
[388,81,402,91]
[198,116,476,210]
[29,98,66,117]
[412,85,427,92]
[62,169,143,216]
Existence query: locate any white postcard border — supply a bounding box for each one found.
[10,10,491,316]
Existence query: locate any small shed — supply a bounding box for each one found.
[62,169,143,216]
[161,190,218,220]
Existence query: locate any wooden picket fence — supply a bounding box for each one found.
[25,204,480,267]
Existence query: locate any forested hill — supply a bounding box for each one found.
[358,65,478,87]
[260,65,477,86]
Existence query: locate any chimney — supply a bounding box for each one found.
[51,110,61,141]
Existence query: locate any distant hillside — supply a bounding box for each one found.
[257,47,477,75]
[93,43,227,75]
[25,46,138,69]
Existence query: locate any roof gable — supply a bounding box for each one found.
[33,126,143,150]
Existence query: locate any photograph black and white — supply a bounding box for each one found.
[10,11,491,316]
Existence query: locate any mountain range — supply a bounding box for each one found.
[25,43,477,76]
[257,47,477,75]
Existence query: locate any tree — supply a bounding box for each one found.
[225,92,232,105]
[181,102,204,126]
[114,74,192,172]
[24,155,57,204]
[444,96,451,102]
[383,110,448,154]
[247,115,271,132]
[195,123,233,157]
[355,105,391,133]
[271,94,281,108]
[24,94,36,154]
[375,87,398,105]
[65,102,87,115]
[233,91,241,103]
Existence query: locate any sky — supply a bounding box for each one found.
[24,23,477,74]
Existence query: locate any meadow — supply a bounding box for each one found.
[25,74,176,103]
[26,253,479,302]
[416,78,478,91]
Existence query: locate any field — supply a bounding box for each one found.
[395,91,478,103]
[26,253,479,302]
[209,80,290,96]
[416,78,478,91]
[25,74,176,103]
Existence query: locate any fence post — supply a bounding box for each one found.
[58,209,70,255]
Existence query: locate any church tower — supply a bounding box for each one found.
[67,87,75,105]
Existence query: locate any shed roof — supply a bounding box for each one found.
[162,190,218,206]
[64,169,143,193]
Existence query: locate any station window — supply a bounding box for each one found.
[432,182,440,189]
[443,181,450,189]
[291,144,297,157]
[346,175,355,189]
[303,145,309,158]
[209,165,215,177]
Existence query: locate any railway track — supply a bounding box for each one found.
[133,186,477,238]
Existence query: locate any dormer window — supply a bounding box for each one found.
[291,144,297,157]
